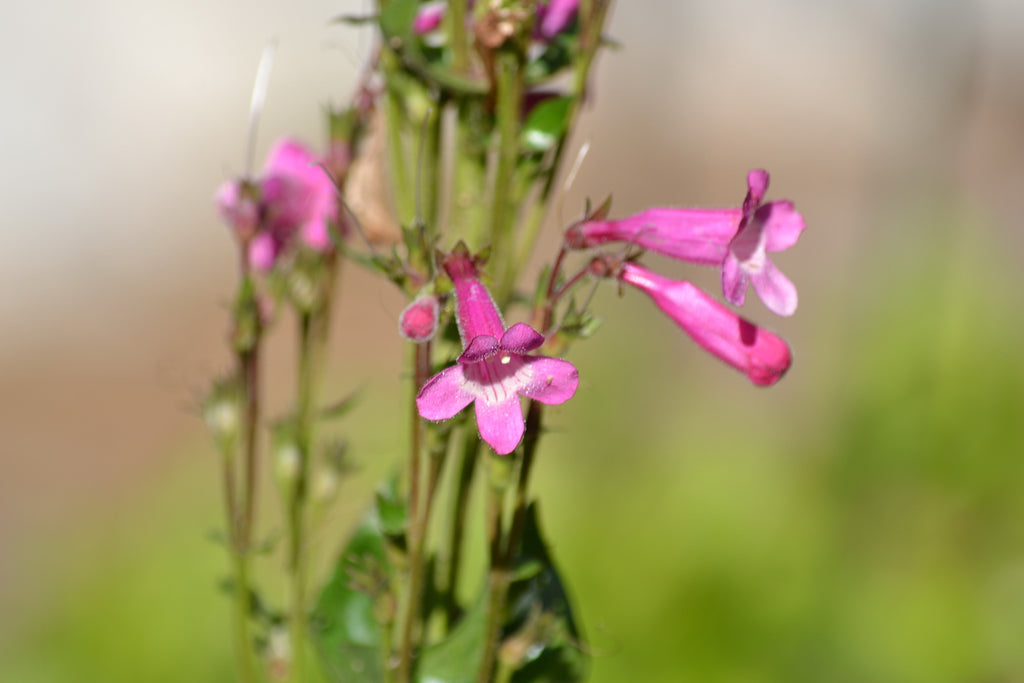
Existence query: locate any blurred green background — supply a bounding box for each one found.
[2,1,1023,682]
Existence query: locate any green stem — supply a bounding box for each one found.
[231,553,259,683]
[285,311,316,683]
[383,50,415,226]
[443,428,480,630]
[397,342,432,683]
[505,402,542,567]
[286,266,337,683]
[448,0,470,73]
[513,2,612,274]
[490,50,525,303]
[229,265,262,683]
[416,97,444,245]
[476,453,514,683]
[450,100,489,250]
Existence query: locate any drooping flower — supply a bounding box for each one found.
[597,260,791,386]
[568,170,804,316]
[215,138,338,271]
[416,249,579,454]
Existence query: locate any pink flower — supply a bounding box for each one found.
[416,250,579,454]
[610,261,792,386]
[568,170,804,316]
[721,169,803,316]
[215,138,337,271]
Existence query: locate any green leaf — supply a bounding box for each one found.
[417,592,488,683]
[375,475,409,538]
[521,97,573,154]
[505,503,587,682]
[311,485,406,683]
[417,503,587,683]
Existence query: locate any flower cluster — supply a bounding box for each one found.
[570,170,805,385]
[216,139,339,271]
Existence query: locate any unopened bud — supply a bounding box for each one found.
[275,442,301,485]
[399,295,440,343]
[202,375,241,451]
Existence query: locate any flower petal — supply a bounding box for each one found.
[249,232,279,272]
[475,397,525,455]
[518,357,579,405]
[574,207,738,265]
[500,323,544,353]
[749,260,798,316]
[743,169,769,214]
[459,335,500,363]
[720,252,748,307]
[758,201,805,252]
[416,365,475,420]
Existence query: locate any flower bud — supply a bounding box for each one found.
[202,375,241,451]
[399,294,440,343]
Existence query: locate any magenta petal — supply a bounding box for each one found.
[249,232,278,272]
[750,260,798,317]
[302,219,332,251]
[576,207,738,265]
[445,254,506,342]
[744,169,769,213]
[459,335,500,363]
[475,397,525,455]
[501,323,544,353]
[721,253,748,307]
[417,365,475,420]
[519,357,579,405]
[758,201,805,252]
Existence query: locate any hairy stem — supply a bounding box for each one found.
[229,264,262,683]
[397,342,432,682]
[476,453,514,683]
[490,50,525,302]
[443,429,480,630]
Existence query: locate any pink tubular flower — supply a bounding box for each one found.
[416,251,579,454]
[215,138,338,271]
[614,261,791,386]
[568,170,804,316]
